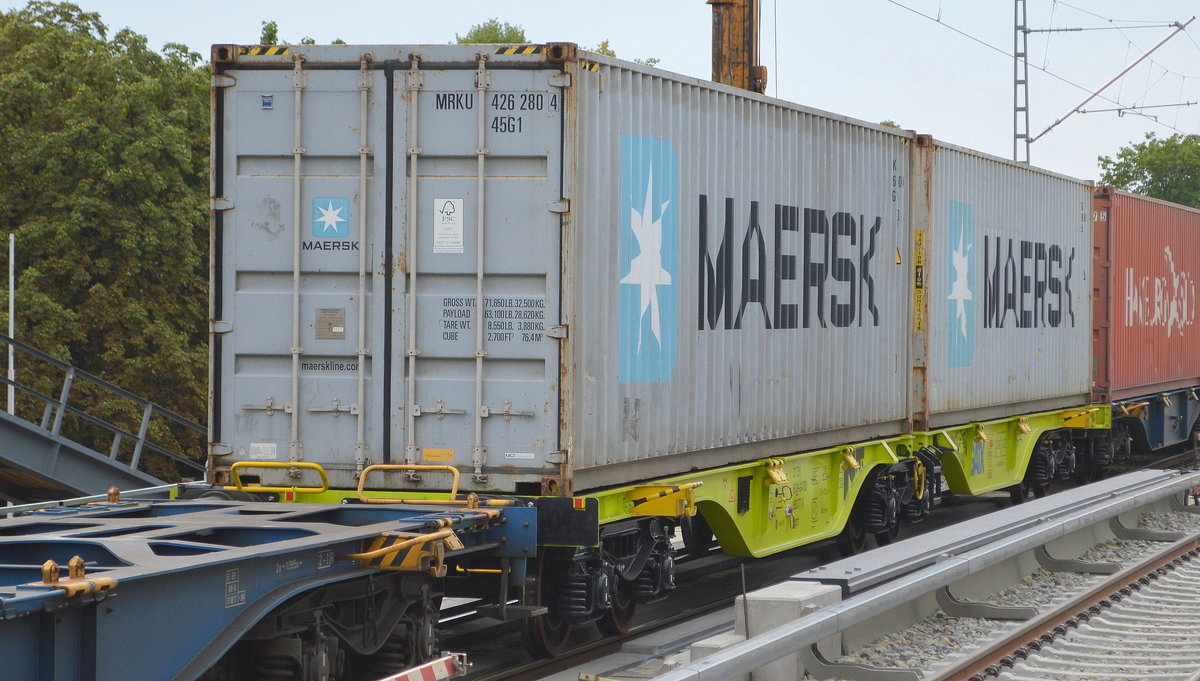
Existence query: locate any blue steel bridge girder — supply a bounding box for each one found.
[0,499,534,681]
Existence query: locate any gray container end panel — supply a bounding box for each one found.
[218,68,389,483]
[389,66,563,493]
[568,64,913,488]
[927,146,1091,424]
[218,51,563,493]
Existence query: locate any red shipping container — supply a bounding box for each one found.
[1092,188,1200,401]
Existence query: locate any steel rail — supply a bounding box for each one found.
[932,532,1200,681]
[646,470,1200,681]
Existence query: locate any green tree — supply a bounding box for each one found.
[589,38,659,67]
[592,39,616,57]
[457,18,526,44]
[1098,133,1200,209]
[260,19,344,45]
[0,1,209,474]
[259,19,278,44]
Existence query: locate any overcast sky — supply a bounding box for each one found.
[14,0,1200,181]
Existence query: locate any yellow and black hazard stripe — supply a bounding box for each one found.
[494,44,545,56]
[239,45,290,56]
[579,60,599,72]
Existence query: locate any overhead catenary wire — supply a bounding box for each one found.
[1029,16,1195,143]
[881,0,1198,138]
[1080,101,1196,115]
[1054,1,1174,26]
[1047,0,1200,131]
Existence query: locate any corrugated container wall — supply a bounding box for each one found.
[566,56,914,490]
[925,143,1092,426]
[211,44,914,495]
[1093,188,1200,400]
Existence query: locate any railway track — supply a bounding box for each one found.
[947,537,1200,681]
[432,459,1200,681]
[544,469,1200,681]
[440,491,1010,681]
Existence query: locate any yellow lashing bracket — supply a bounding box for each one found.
[974,423,991,444]
[840,447,861,470]
[1062,406,1102,428]
[1117,401,1149,418]
[226,461,329,495]
[339,529,465,578]
[38,556,117,599]
[357,464,459,504]
[625,481,703,517]
[764,459,789,485]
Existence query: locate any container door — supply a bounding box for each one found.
[389,62,564,493]
[214,59,390,492]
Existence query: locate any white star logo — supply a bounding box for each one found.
[621,168,672,352]
[315,201,346,233]
[947,232,972,340]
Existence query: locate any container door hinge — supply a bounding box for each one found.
[211,197,234,211]
[548,199,570,214]
[549,73,571,88]
[211,73,236,89]
[209,443,233,457]
[211,320,233,334]
[480,400,534,420]
[308,397,359,416]
[242,396,292,416]
[546,325,568,339]
[545,450,567,464]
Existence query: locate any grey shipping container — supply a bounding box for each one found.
[210,43,915,494]
[922,142,1092,427]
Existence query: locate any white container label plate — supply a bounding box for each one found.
[434,198,464,253]
[249,442,277,460]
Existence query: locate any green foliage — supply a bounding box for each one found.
[1098,133,1200,209]
[260,19,278,44]
[260,18,342,46]
[592,39,616,57]
[457,18,526,44]
[589,38,659,67]
[0,2,209,473]
[879,120,902,129]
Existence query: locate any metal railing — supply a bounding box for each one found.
[0,333,205,480]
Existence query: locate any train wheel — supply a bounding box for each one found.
[836,514,867,556]
[1009,479,1048,503]
[596,587,637,637]
[521,550,573,658]
[1008,482,1029,504]
[680,513,715,555]
[874,520,901,546]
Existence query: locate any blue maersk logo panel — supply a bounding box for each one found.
[312,197,350,238]
[946,201,975,368]
[619,135,679,384]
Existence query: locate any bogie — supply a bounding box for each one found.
[520,518,676,657]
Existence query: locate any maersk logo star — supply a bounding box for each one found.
[618,135,679,384]
[311,197,350,238]
[948,232,972,341]
[946,201,976,368]
[620,170,672,352]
